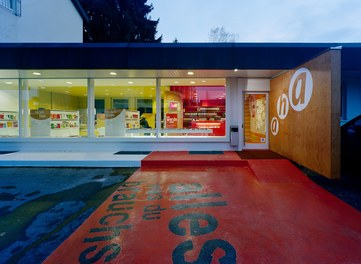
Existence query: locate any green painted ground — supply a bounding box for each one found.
[0,167,138,264]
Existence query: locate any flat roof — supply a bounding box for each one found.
[0,43,360,73]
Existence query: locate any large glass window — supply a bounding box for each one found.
[23,78,87,137]
[4,76,227,139]
[94,79,156,137]
[0,79,19,137]
[160,78,226,137]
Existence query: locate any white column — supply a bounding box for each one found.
[87,78,95,138]
[20,79,30,137]
[226,78,243,150]
[155,78,161,138]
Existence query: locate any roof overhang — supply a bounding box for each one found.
[0,43,360,79]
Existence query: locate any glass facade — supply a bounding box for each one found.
[0,75,227,139]
[22,79,87,138]
[94,79,156,137]
[0,79,19,137]
[160,79,226,137]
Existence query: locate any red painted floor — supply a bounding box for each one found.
[44,152,361,263]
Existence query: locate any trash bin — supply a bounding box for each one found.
[230,125,239,146]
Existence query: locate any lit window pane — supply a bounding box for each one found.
[23,79,87,138]
[160,79,226,137]
[0,79,19,137]
[94,79,156,137]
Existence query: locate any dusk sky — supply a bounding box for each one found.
[149,0,361,43]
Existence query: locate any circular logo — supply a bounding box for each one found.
[288,67,313,112]
[276,93,289,120]
[270,117,279,136]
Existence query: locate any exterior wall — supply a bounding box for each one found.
[0,0,83,42]
[269,50,341,179]
[0,8,19,42]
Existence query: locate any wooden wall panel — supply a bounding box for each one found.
[270,50,341,179]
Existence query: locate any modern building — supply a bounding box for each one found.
[0,43,361,179]
[0,0,86,42]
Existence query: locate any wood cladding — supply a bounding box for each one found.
[270,50,341,179]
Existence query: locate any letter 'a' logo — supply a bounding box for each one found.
[276,93,289,120]
[288,67,313,112]
[270,117,279,136]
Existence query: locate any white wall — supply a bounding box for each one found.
[239,78,271,92]
[0,0,83,43]
[0,8,19,42]
[0,89,19,111]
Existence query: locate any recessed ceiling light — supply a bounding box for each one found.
[66,81,72,85]
[5,81,13,84]
[202,80,206,83]
[128,81,133,84]
[40,86,46,89]
[190,81,196,84]
[174,81,179,84]
[32,72,41,76]
[151,87,155,90]
[110,72,117,76]
[105,93,109,96]
[234,69,238,72]
[187,71,194,75]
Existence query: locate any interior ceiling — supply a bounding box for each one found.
[0,69,282,97]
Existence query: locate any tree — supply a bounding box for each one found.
[80,0,162,42]
[209,27,238,42]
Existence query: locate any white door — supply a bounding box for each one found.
[243,92,269,149]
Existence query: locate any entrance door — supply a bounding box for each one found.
[243,92,268,149]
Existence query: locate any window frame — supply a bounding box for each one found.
[0,0,21,16]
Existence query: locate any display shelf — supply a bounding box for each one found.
[125,110,140,129]
[50,110,79,137]
[183,106,225,128]
[0,111,19,136]
[191,120,226,136]
[105,109,140,136]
